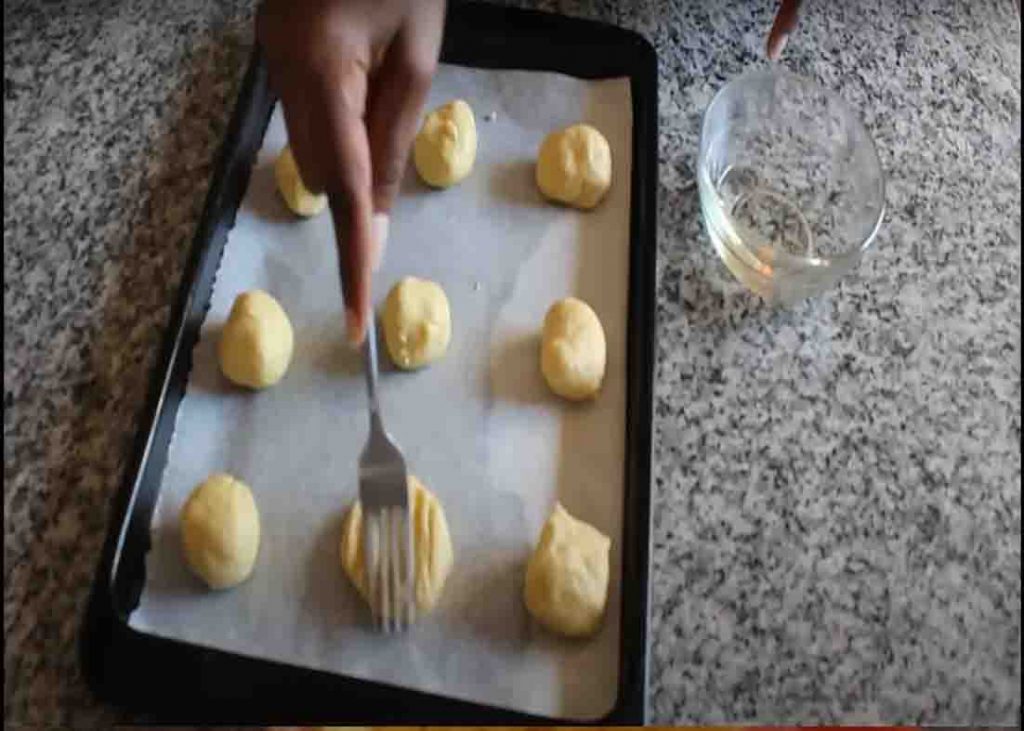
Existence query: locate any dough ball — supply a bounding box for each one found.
[382,277,452,370]
[274,145,327,217]
[218,290,294,389]
[339,475,454,613]
[540,297,606,400]
[535,123,612,209]
[413,99,477,188]
[524,503,610,638]
[180,473,261,590]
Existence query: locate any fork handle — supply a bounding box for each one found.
[363,309,383,431]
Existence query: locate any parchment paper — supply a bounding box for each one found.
[129,64,633,720]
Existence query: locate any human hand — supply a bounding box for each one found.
[257,0,446,345]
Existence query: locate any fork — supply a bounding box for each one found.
[358,309,415,631]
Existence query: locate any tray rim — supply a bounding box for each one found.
[80,3,658,724]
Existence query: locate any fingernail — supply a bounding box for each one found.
[767,33,789,61]
[345,308,364,347]
[371,212,390,272]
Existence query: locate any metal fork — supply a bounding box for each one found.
[358,310,415,631]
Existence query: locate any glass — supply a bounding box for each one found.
[698,68,885,303]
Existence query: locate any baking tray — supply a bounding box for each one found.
[81,3,657,724]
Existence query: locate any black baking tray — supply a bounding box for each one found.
[81,2,657,724]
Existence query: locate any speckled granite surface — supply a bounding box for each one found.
[4,0,1020,727]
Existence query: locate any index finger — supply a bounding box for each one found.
[308,59,376,346]
[767,0,804,60]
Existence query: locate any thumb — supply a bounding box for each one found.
[366,9,443,218]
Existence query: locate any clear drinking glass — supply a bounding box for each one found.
[698,68,885,303]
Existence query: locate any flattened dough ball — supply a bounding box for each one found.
[524,503,610,638]
[181,473,261,590]
[218,290,294,389]
[536,123,612,209]
[339,475,454,613]
[274,145,327,217]
[414,99,477,188]
[382,277,452,369]
[540,297,606,400]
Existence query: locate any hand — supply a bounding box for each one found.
[257,0,446,345]
[767,0,803,61]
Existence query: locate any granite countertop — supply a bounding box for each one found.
[4,0,1020,727]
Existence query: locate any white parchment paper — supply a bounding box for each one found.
[130,64,633,720]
